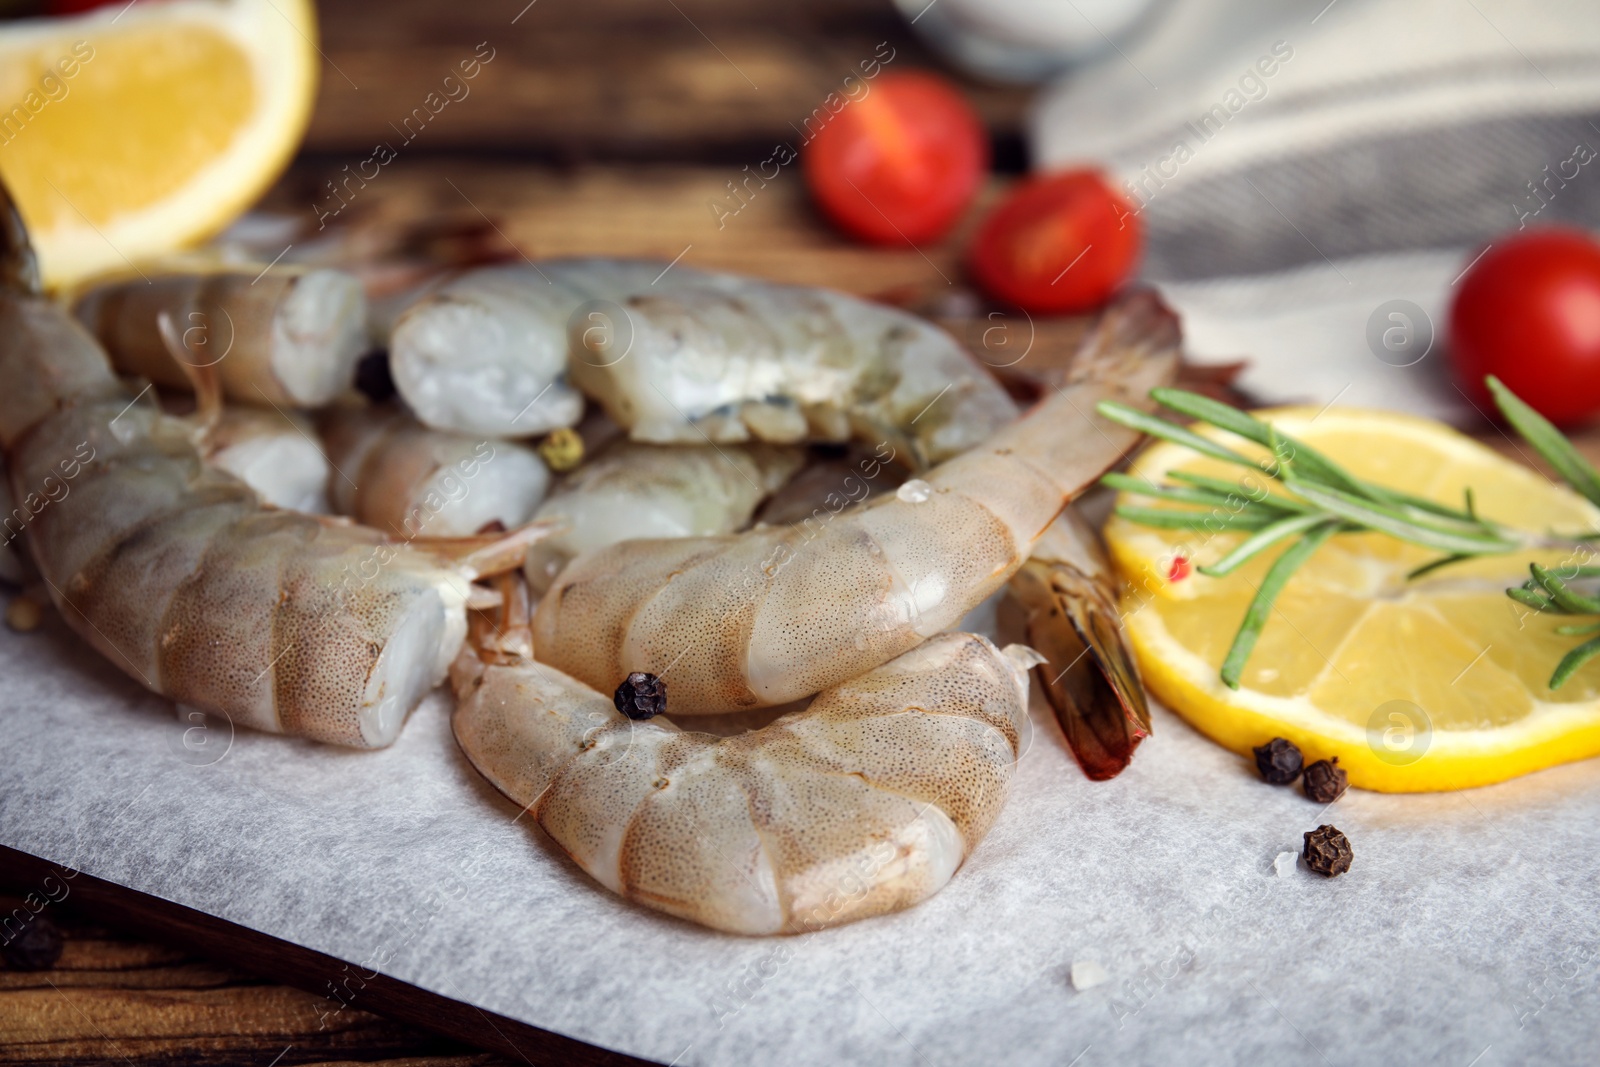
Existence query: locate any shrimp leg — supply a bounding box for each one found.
[1008,509,1149,780]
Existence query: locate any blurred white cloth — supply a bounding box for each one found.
[1030,0,1600,421]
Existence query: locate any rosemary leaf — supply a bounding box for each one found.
[1506,586,1554,611]
[1198,512,1334,577]
[1150,388,1276,446]
[1551,634,1600,689]
[1111,505,1280,531]
[1555,621,1600,636]
[1219,521,1341,689]
[1530,563,1600,614]
[1407,554,1473,580]
[1264,424,1391,503]
[1099,472,1243,509]
[1095,401,1256,468]
[1488,375,1600,508]
[1285,478,1521,556]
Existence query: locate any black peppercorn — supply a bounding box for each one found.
[1302,825,1352,877]
[1,915,63,971]
[614,671,667,720]
[1253,737,1303,784]
[1303,757,1349,803]
[353,350,396,402]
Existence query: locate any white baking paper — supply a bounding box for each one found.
[2,610,1598,1065]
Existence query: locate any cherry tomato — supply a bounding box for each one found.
[1451,228,1600,426]
[802,71,987,246]
[966,169,1140,314]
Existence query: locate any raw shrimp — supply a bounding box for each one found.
[454,595,1040,933]
[204,406,332,514]
[73,265,368,408]
[0,183,540,748]
[388,260,1019,464]
[524,441,803,589]
[390,261,673,438]
[1009,508,1149,780]
[533,290,1179,714]
[321,406,550,539]
[0,463,35,584]
[748,443,1147,778]
[566,276,1020,467]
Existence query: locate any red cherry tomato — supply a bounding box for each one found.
[1451,228,1600,426]
[966,170,1140,314]
[802,71,987,246]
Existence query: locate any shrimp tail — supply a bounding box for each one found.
[418,518,562,578]
[1066,286,1183,390]
[157,309,224,433]
[1010,508,1149,780]
[0,177,40,296]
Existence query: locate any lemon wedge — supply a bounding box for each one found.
[0,0,318,289]
[1104,407,1600,792]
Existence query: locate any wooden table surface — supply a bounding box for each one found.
[3,1,1597,1064]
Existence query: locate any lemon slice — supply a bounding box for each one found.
[1104,407,1600,792]
[0,0,318,289]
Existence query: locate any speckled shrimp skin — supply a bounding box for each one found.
[0,184,534,748]
[533,290,1181,714]
[453,631,1039,934]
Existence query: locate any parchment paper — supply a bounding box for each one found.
[2,608,1598,1066]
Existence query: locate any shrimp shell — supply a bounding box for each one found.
[453,630,1040,934]
[73,266,368,408]
[524,441,803,588]
[320,406,551,538]
[0,182,539,748]
[532,290,1180,714]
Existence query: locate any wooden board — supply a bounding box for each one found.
[303,0,1031,163]
[0,846,647,1067]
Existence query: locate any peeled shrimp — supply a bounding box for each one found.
[566,275,1019,467]
[0,183,539,748]
[390,261,673,437]
[73,265,368,408]
[524,441,802,589]
[532,291,1179,714]
[453,612,1040,934]
[204,406,332,514]
[320,406,550,539]
[389,260,1019,463]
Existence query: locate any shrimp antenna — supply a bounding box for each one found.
[0,173,41,296]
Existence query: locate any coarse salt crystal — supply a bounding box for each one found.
[1069,959,1109,991]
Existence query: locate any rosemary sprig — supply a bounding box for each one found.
[1097,381,1600,691]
